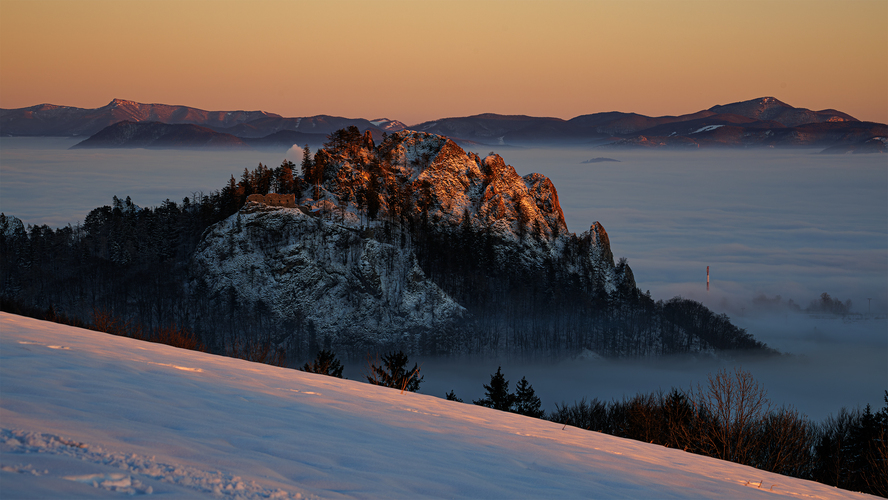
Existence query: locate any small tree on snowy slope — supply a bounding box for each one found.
[474,367,514,411]
[445,390,463,402]
[301,349,344,378]
[513,376,544,418]
[366,351,423,392]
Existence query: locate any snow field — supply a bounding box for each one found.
[0,313,874,499]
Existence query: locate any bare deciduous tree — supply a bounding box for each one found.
[691,367,771,464]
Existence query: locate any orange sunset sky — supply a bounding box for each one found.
[1,0,886,125]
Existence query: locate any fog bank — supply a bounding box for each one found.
[2,139,885,420]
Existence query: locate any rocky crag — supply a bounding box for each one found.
[190,129,763,358]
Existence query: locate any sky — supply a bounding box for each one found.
[1,0,886,125]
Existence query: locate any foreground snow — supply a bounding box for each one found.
[0,313,872,499]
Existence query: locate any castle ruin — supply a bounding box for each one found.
[246,193,296,208]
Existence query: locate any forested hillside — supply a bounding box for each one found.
[0,128,771,362]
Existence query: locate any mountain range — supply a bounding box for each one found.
[2,97,884,152]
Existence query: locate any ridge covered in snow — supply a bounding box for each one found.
[0,313,871,499]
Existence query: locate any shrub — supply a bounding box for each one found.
[365,351,422,392]
[301,349,344,378]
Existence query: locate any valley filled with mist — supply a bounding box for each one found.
[1,137,885,419]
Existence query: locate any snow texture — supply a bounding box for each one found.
[691,125,725,134]
[0,313,873,499]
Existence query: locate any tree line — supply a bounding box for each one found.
[310,349,886,498]
[544,369,886,497]
[451,365,885,497]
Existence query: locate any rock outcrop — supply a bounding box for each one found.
[191,130,634,355]
[191,208,465,352]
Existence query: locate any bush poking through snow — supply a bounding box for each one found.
[90,308,206,352]
[149,323,206,352]
[301,349,344,378]
[445,390,463,402]
[225,336,286,367]
[365,351,422,393]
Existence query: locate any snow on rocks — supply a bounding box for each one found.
[691,124,725,134]
[191,208,465,348]
[0,214,25,238]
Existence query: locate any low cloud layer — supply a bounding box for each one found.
[504,147,887,314]
[2,140,884,419]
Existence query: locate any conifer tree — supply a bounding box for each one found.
[300,145,313,183]
[513,376,544,418]
[474,367,513,411]
[276,160,296,194]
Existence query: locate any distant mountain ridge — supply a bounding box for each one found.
[707,96,856,127]
[0,98,277,137]
[0,98,404,143]
[70,121,249,149]
[2,97,883,152]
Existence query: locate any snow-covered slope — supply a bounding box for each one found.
[0,313,870,499]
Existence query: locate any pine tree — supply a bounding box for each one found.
[366,173,380,220]
[300,144,313,183]
[513,376,544,418]
[300,349,344,378]
[474,367,513,411]
[276,160,295,194]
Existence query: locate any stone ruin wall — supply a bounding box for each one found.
[246,193,296,208]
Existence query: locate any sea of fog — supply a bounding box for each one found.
[1,137,885,420]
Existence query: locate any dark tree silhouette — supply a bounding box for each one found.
[513,376,544,418]
[301,349,344,378]
[445,390,463,402]
[474,367,513,411]
[365,351,422,392]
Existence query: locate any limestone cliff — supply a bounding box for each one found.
[191,206,464,352]
[190,131,648,356]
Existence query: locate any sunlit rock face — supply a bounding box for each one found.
[191,131,633,354]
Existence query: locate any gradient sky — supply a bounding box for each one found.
[1,0,886,125]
